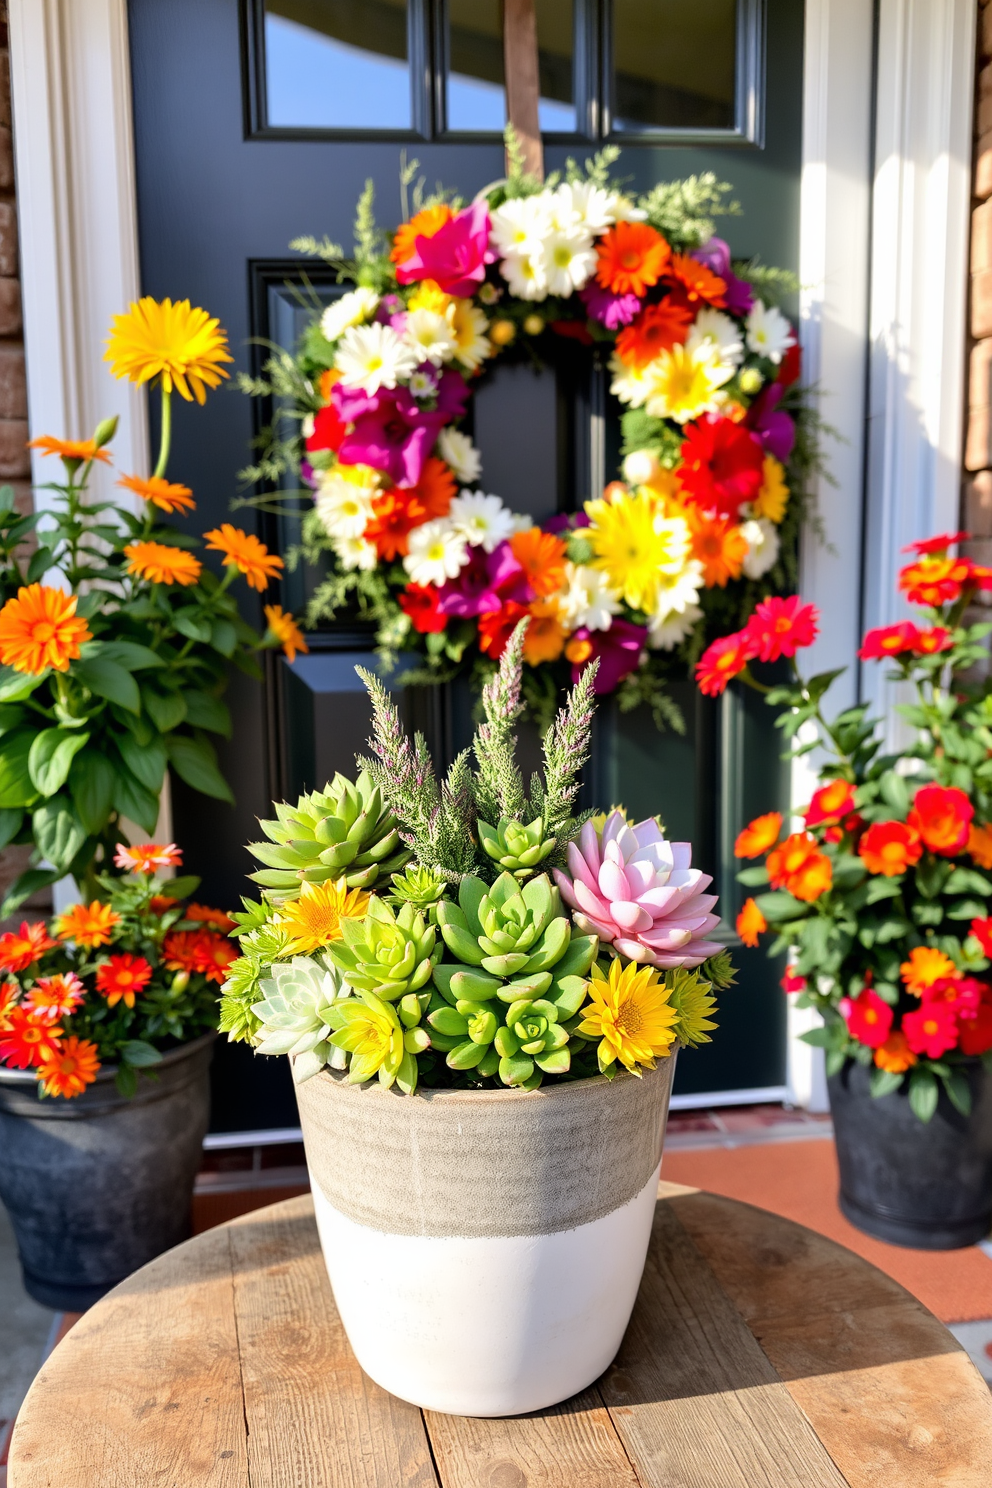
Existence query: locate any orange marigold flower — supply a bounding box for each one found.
[24,972,84,1022]
[124,540,203,587]
[28,435,112,466]
[194,931,238,984]
[766,832,832,902]
[95,953,153,1009]
[805,779,856,827]
[186,903,237,933]
[0,978,18,1028]
[0,584,92,675]
[0,921,57,974]
[857,819,921,877]
[264,604,309,664]
[734,812,782,859]
[0,1007,63,1069]
[873,1029,917,1075]
[522,599,566,665]
[509,527,568,599]
[900,945,959,995]
[117,473,195,515]
[907,783,973,856]
[736,897,766,947]
[114,841,183,875]
[56,901,121,949]
[163,929,236,984]
[686,508,748,588]
[203,524,283,592]
[390,205,455,266]
[664,254,727,307]
[35,1036,101,1098]
[595,222,671,298]
[898,555,971,607]
[614,300,694,370]
[968,822,992,871]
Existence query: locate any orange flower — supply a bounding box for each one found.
[615,301,694,370]
[318,368,341,403]
[873,1030,917,1075]
[264,604,309,663]
[0,979,18,1028]
[0,1008,63,1069]
[664,254,727,307]
[595,222,671,298]
[522,599,566,665]
[857,819,921,877]
[56,901,121,949]
[509,527,567,599]
[186,903,237,932]
[35,1036,101,1098]
[163,929,236,984]
[203,525,284,592]
[28,435,112,465]
[117,473,195,515]
[766,833,832,901]
[736,897,766,947]
[0,921,58,974]
[734,812,782,858]
[412,457,457,519]
[124,540,203,587]
[478,600,530,660]
[898,555,972,607]
[113,842,183,874]
[195,931,238,984]
[390,205,455,266]
[365,488,425,560]
[0,585,92,675]
[907,783,973,856]
[95,953,153,1009]
[686,508,748,588]
[968,823,992,870]
[695,630,753,697]
[805,779,856,827]
[899,945,959,995]
[24,973,84,1022]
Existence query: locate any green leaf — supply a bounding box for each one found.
[0,484,16,515]
[75,656,140,714]
[736,866,770,887]
[879,771,910,815]
[98,641,166,671]
[141,685,187,733]
[120,1040,163,1068]
[156,873,201,900]
[908,1067,939,1123]
[69,751,116,835]
[0,806,22,848]
[28,727,91,797]
[0,865,61,918]
[870,1067,904,1098]
[0,666,46,702]
[210,618,237,657]
[166,733,234,804]
[944,867,992,896]
[825,1048,847,1077]
[173,610,212,643]
[32,799,87,872]
[26,546,54,583]
[799,1025,841,1048]
[0,730,40,807]
[914,858,950,900]
[754,890,805,924]
[112,767,160,834]
[117,730,167,795]
[181,690,232,738]
[864,876,903,904]
[943,1069,972,1116]
[115,1064,138,1099]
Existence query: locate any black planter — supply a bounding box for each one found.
[828,1058,992,1250]
[0,1032,214,1309]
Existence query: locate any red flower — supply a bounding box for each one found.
[186,904,237,933]
[858,819,922,876]
[678,415,765,520]
[781,967,807,994]
[958,1000,992,1055]
[970,916,992,957]
[398,583,447,634]
[478,601,530,660]
[305,403,347,455]
[902,531,969,556]
[922,977,985,1017]
[695,630,755,697]
[841,989,894,1049]
[898,556,972,606]
[0,1007,63,1069]
[743,595,819,662]
[858,622,920,660]
[907,783,973,856]
[162,929,235,984]
[806,779,856,827]
[95,953,153,1009]
[902,1001,958,1058]
[0,921,57,974]
[912,627,954,655]
[776,342,801,388]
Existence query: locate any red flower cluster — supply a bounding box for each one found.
[858,622,953,660]
[695,595,819,696]
[842,958,992,1062]
[678,415,765,521]
[894,532,992,608]
[0,921,57,974]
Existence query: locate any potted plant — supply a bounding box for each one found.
[696,539,992,1249]
[0,845,236,1308]
[220,624,734,1416]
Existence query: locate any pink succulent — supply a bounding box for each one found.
[554,811,723,969]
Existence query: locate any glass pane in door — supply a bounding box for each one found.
[446,0,576,133]
[611,0,737,131]
[537,0,576,132]
[264,0,411,129]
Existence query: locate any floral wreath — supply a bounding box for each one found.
[246,148,815,727]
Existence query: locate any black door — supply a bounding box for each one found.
[128,0,802,1127]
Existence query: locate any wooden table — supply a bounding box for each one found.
[9,1183,992,1487]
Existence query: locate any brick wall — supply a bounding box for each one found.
[965,2,992,548]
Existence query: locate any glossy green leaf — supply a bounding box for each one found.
[210,618,237,657]
[75,656,140,714]
[120,1040,163,1068]
[0,807,22,848]
[173,610,212,643]
[28,728,90,797]
[117,730,167,795]
[907,1067,939,1123]
[165,733,234,804]
[69,751,116,835]
[32,799,87,872]
[142,686,187,733]
[0,865,61,919]
[112,767,160,834]
[0,666,46,703]
[98,641,166,671]
[181,690,231,738]
[0,705,26,736]
[0,730,40,807]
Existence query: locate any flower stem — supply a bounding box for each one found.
[153,387,172,479]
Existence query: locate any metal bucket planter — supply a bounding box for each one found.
[828,1057,992,1250]
[0,1032,215,1309]
[295,1054,677,1417]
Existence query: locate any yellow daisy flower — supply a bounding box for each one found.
[447,299,492,372]
[752,456,790,523]
[408,280,454,315]
[642,343,733,423]
[578,958,678,1075]
[105,297,233,404]
[274,879,371,957]
[584,490,690,614]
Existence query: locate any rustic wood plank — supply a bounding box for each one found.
[599,1200,850,1488]
[8,1223,248,1488]
[227,1195,438,1488]
[671,1191,992,1488]
[503,0,544,180]
[424,1386,641,1488]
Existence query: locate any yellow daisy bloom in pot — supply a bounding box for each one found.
[274,879,371,956]
[578,958,678,1074]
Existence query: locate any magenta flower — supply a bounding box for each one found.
[569,619,646,694]
[744,383,795,464]
[554,812,723,969]
[436,541,531,618]
[395,201,496,298]
[690,237,755,317]
[332,371,468,487]
[579,280,642,330]
[544,511,590,535]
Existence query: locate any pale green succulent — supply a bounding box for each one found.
[250,956,350,1083]
[247,770,411,903]
[326,897,440,1003]
[495,997,571,1087]
[478,816,556,881]
[326,988,428,1093]
[387,864,449,921]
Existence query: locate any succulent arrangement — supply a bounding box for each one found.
[219,624,735,1092]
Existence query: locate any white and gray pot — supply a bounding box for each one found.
[295,1054,677,1417]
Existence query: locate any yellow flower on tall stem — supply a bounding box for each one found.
[577,958,678,1075]
[123,541,203,587]
[274,879,371,956]
[55,901,122,948]
[117,473,195,515]
[263,604,309,663]
[0,585,92,674]
[204,524,284,591]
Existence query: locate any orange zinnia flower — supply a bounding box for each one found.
[595,222,671,298]
[124,540,203,587]
[907,783,973,857]
[968,822,992,870]
[0,921,58,973]
[0,1008,63,1069]
[857,819,921,877]
[899,945,959,995]
[898,555,971,607]
[686,508,748,588]
[117,473,195,515]
[734,812,782,859]
[365,488,425,561]
[390,205,455,266]
[186,903,237,932]
[203,525,284,591]
[736,898,766,947]
[24,973,85,1022]
[805,779,856,827]
[615,301,694,370]
[28,435,112,466]
[522,599,566,665]
[0,585,92,674]
[665,254,727,307]
[412,457,457,519]
[509,527,567,599]
[766,832,832,901]
[163,928,236,983]
[264,604,309,663]
[35,1036,101,1098]
[113,842,183,875]
[56,901,122,949]
[95,953,153,1009]
[873,1029,917,1075]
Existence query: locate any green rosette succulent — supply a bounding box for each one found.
[387,865,449,923]
[326,897,440,1002]
[325,988,429,1094]
[247,770,411,902]
[478,816,556,881]
[249,956,350,1083]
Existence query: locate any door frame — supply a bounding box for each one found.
[8,0,977,1108]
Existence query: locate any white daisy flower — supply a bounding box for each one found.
[320,287,379,344]
[609,352,653,409]
[649,601,703,650]
[741,517,781,579]
[437,428,482,484]
[334,322,418,395]
[499,248,548,302]
[687,308,744,367]
[334,534,378,572]
[609,192,648,223]
[446,300,492,372]
[622,449,660,486]
[745,300,796,364]
[558,562,621,632]
[403,519,468,586]
[315,471,376,540]
[403,308,458,367]
[408,367,440,400]
[489,195,553,257]
[449,491,517,553]
[541,229,598,296]
[553,181,613,234]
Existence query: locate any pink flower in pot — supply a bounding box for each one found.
[554,810,723,968]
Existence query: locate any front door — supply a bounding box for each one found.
[128,0,803,1128]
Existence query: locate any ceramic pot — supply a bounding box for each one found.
[828,1057,992,1249]
[295,1054,677,1416]
[0,1032,214,1309]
